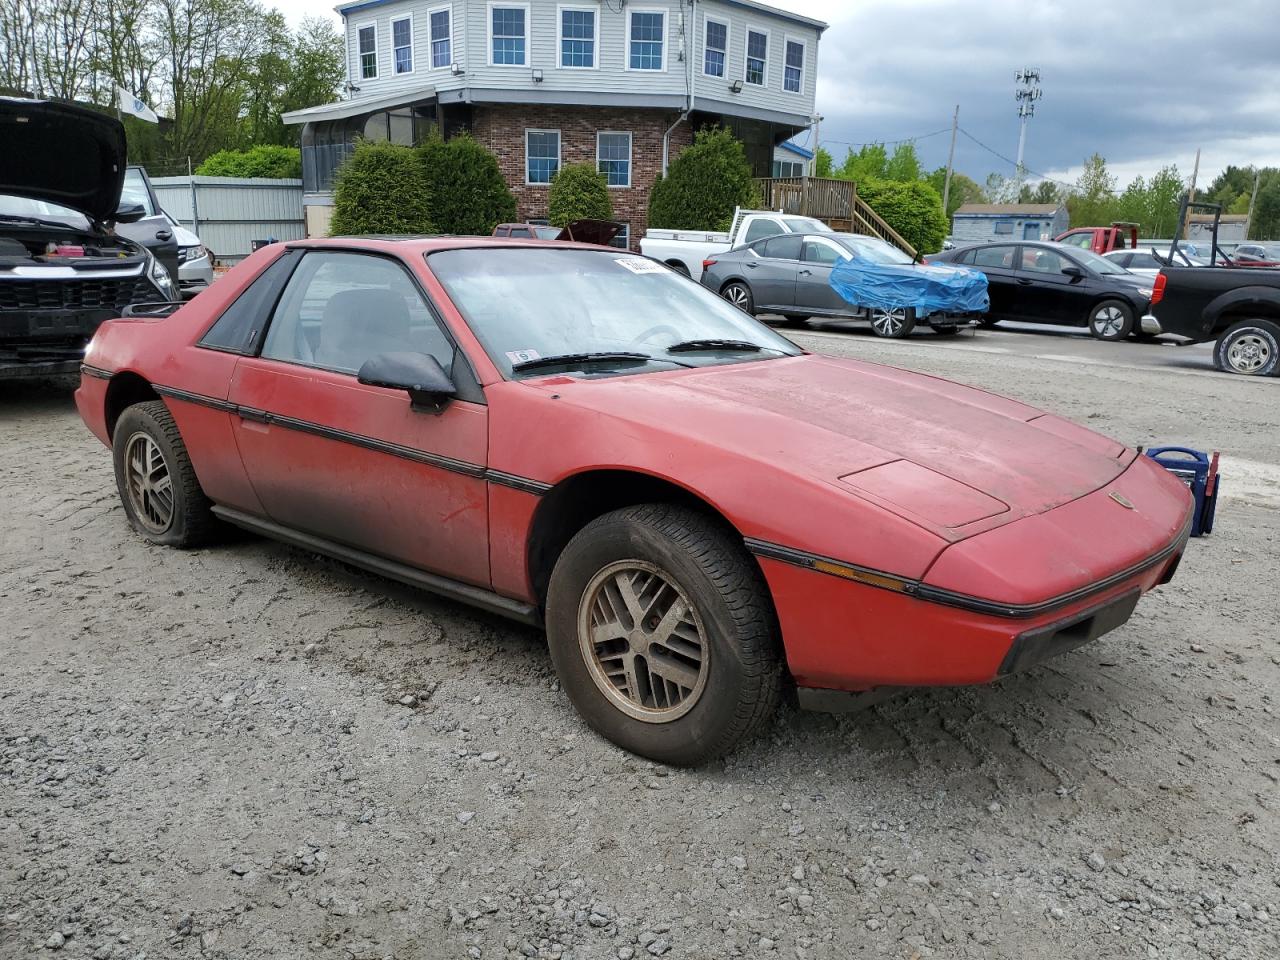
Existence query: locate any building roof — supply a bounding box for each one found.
[954,203,1063,216]
[777,140,815,160]
[1189,213,1248,223]
[282,87,435,125]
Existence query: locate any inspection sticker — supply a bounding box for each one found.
[614,257,666,275]
[506,349,541,364]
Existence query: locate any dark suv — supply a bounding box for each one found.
[1,97,176,378]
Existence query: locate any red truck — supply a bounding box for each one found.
[1055,222,1141,255]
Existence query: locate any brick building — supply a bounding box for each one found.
[283,0,826,249]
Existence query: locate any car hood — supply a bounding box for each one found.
[541,354,1133,538]
[0,97,127,223]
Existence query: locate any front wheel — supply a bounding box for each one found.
[545,504,782,765]
[722,282,755,316]
[869,306,916,338]
[1214,319,1280,376]
[1087,299,1135,341]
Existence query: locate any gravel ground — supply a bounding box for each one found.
[1,337,1277,960]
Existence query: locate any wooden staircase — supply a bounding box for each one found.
[752,176,917,259]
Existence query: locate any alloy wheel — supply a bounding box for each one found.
[724,285,751,311]
[1093,305,1126,338]
[871,307,908,336]
[1227,333,1272,374]
[577,560,710,723]
[123,432,174,535]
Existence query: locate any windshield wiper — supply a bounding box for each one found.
[511,351,658,373]
[666,339,788,354]
[0,213,79,230]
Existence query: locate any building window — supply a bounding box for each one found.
[491,4,527,65]
[784,38,804,92]
[628,10,665,71]
[772,159,804,177]
[994,221,1013,235]
[526,129,560,185]
[608,223,631,250]
[429,6,451,67]
[704,19,727,77]
[745,29,767,85]
[392,16,413,74]
[597,132,632,188]
[559,6,597,68]
[357,24,377,79]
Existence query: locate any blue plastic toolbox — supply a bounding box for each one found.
[1144,446,1220,536]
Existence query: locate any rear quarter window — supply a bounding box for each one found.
[198,250,300,354]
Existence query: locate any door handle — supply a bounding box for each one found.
[744,262,758,269]
[1016,278,1033,285]
[798,269,812,276]
[155,230,173,241]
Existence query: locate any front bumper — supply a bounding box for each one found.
[178,255,214,297]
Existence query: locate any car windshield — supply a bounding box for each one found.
[783,217,832,234]
[534,226,562,240]
[836,235,915,265]
[428,247,803,378]
[0,194,89,228]
[1068,247,1129,275]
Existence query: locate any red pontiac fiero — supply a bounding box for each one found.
[77,238,1193,764]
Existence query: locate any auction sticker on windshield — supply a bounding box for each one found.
[506,349,541,364]
[615,257,666,275]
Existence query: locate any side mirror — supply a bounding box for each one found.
[357,351,456,414]
[1061,265,1085,279]
[114,202,147,223]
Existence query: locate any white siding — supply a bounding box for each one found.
[335,0,819,120]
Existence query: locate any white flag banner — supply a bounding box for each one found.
[115,86,159,124]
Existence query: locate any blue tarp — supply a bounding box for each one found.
[830,254,990,315]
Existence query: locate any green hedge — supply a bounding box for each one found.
[858,179,948,255]
[195,145,302,179]
[548,162,613,227]
[419,133,516,235]
[329,140,433,236]
[648,127,760,231]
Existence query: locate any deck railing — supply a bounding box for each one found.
[753,176,917,259]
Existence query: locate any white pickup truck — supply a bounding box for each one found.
[641,207,834,282]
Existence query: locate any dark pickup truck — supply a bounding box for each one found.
[1150,266,1280,375]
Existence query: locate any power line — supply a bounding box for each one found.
[958,127,1075,189]
[822,126,953,149]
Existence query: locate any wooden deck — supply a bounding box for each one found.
[753,176,917,258]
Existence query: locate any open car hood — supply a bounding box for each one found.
[556,219,625,246]
[0,97,127,223]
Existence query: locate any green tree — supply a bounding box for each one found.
[647,127,760,231]
[884,142,922,183]
[196,144,302,177]
[1067,153,1118,227]
[1253,176,1280,240]
[330,140,433,236]
[814,147,834,178]
[859,179,948,255]
[419,133,516,235]
[1017,180,1061,205]
[836,143,887,183]
[984,172,1016,204]
[925,167,986,217]
[547,162,612,227]
[1146,165,1185,237]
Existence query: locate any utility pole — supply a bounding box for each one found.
[1184,147,1201,240]
[942,104,959,216]
[1014,68,1042,196]
[811,113,823,176]
[1244,169,1261,240]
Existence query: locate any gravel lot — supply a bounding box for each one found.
[2,334,1277,960]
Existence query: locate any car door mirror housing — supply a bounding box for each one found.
[357,351,456,414]
[114,202,147,223]
[1061,265,1085,279]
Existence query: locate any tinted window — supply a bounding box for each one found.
[802,240,843,265]
[743,218,784,245]
[971,246,1015,269]
[199,250,300,353]
[261,252,453,376]
[1128,253,1160,270]
[120,169,156,216]
[1020,248,1071,274]
[1059,232,1093,249]
[761,235,802,261]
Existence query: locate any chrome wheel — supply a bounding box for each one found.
[724,284,751,312]
[577,560,709,723]
[1227,333,1272,374]
[1093,305,1126,338]
[123,431,174,535]
[870,306,908,337]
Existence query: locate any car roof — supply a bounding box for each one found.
[280,236,616,255]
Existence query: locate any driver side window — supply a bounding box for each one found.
[802,240,843,265]
[260,252,454,376]
[742,218,784,245]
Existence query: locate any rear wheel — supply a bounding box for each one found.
[869,306,916,338]
[112,400,216,547]
[722,282,755,316]
[545,504,782,766]
[931,324,961,336]
[1087,299,1135,341]
[1214,319,1280,376]
[667,261,691,278]
[782,314,810,327]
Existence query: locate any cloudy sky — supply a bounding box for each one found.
[274,0,1277,190]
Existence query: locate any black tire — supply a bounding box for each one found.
[977,315,1001,328]
[1214,319,1280,376]
[545,504,782,766]
[1087,299,1135,341]
[868,306,916,338]
[722,281,755,316]
[931,324,960,336]
[781,314,810,327]
[112,400,216,547]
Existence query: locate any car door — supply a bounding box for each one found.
[1016,246,1090,324]
[963,245,1019,318]
[746,234,804,310]
[226,249,491,587]
[114,167,180,287]
[796,237,853,313]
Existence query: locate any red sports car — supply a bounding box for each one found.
[76,237,1193,764]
